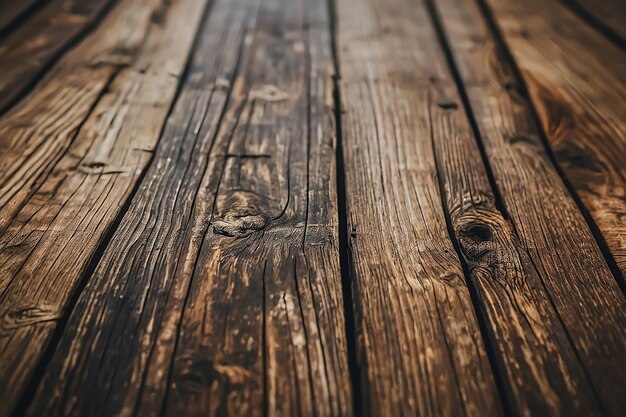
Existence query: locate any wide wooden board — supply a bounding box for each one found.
[0,0,209,414]
[431,0,626,415]
[482,0,626,280]
[24,0,353,416]
[335,0,505,415]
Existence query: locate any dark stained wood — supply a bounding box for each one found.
[0,0,210,414]
[335,0,505,415]
[0,0,116,112]
[25,0,353,416]
[430,0,626,415]
[566,0,626,42]
[0,0,41,32]
[483,0,626,280]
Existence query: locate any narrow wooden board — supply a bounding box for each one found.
[25,0,353,416]
[335,0,505,415]
[566,0,626,43]
[0,0,116,112]
[430,0,626,415]
[0,0,40,32]
[0,0,209,414]
[482,0,626,280]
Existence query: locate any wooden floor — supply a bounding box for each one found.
[0,0,625,416]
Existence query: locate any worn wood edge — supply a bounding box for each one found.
[0,0,119,113]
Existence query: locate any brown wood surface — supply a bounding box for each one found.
[566,0,626,42]
[0,0,209,414]
[0,0,624,415]
[0,0,116,112]
[0,0,40,32]
[431,0,626,415]
[24,0,353,416]
[336,0,505,415]
[483,0,626,280]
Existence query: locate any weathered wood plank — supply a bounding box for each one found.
[25,0,353,416]
[565,0,626,43]
[0,0,116,112]
[429,0,626,415]
[0,0,41,32]
[0,0,209,414]
[335,0,505,415]
[482,0,626,281]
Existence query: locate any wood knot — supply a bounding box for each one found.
[172,356,254,394]
[503,80,527,103]
[437,102,458,110]
[84,162,105,169]
[463,223,491,242]
[173,356,220,394]
[1,305,59,332]
[213,214,268,237]
[507,134,538,146]
[250,85,289,102]
[458,222,493,262]
[213,191,277,237]
[554,143,602,175]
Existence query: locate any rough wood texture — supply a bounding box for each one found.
[336,0,505,415]
[0,0,40,32]
[483,0,626,280]
[0,0,116,112]
[431,0,626,415]
[25,0,353,416]
[566,0,626,42]
[0,0,624,414]
[0,0,209,414]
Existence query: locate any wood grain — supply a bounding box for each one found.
[335,0,505,415]
[0,0,209,414]
[482,0,626,282]
[430,0,626,415]
[0,0,41,32]
[25,0,353,416]
[0,0,116,112]
[565,0,626,43]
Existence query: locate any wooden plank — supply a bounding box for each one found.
[0,0,116,112]
[429,0,626,415]
[566,0,626,43]
[25,0,353,416]
[0,0,210,414]
[0,0,41,32]
[482,0,626,280]
[335,0,505,415]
